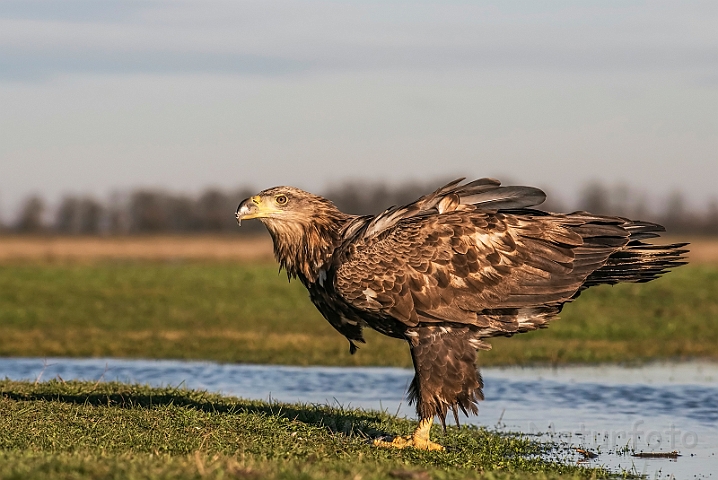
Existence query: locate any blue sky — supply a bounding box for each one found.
[1,0,716,218]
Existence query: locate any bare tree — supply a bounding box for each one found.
[662,191,690,234]
[196,189,233,231]
[56,196,81,233]
[704,199,718,235]
[578,182,611,215]
[107,192,131,235]
[609,184,631,217]
[78,198,103,234]
[166,195,196,232]
[129,191,169,233]
[0,196,5,232]
[15,195,46,233]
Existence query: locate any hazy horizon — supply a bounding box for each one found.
[1,0,716,221]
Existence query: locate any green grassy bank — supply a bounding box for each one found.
[0,380,609,480]
[0,262,716,366]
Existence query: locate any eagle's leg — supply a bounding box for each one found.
[375,326,484,451]
[373,417,444,451]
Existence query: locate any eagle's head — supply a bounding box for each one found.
[235,186,337,227]
[236,186,350,280]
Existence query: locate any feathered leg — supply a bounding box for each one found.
[375,326,484,451]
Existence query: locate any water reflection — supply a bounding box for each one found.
[2,358,716,479]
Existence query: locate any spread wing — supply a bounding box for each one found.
[333,179,628,336]
[359,177,546,238]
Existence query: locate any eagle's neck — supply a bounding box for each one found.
[263,210,351,284]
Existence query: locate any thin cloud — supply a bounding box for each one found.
[0,0,148,22]
[0,1,715,80]
[0,50,309,81]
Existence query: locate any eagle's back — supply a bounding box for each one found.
[330,191,687,339]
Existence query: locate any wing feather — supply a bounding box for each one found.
[335,209,605,334]
[331,179,685,339]
[457,186,547,210]
[361,178,546,238]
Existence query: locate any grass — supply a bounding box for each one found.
[0,246,704,479]
[0,261,716,367]
[0,379,611,480]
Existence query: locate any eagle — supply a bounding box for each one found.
[236,178,687,451]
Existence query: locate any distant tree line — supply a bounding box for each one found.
[574,182,718,236]
[3,187,262,235]
[2,180,717,235]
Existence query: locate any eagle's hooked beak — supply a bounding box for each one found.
[236,195,265,225]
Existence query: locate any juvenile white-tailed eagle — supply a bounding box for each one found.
[236,178,687,450]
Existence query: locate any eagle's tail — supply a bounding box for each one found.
[582,220,689,289]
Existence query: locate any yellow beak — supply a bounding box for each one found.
[236,195,277,225]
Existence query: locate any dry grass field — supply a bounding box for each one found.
[0,234,274,263]
[0,233,715,264]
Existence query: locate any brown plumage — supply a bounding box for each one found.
[236,178,688,449]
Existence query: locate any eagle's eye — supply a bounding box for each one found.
[275,194,288,206]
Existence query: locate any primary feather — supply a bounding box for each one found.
[236,178,688,428]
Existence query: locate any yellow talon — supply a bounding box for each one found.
[374,418,445,451]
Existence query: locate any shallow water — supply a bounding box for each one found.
[2,358,717,479]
